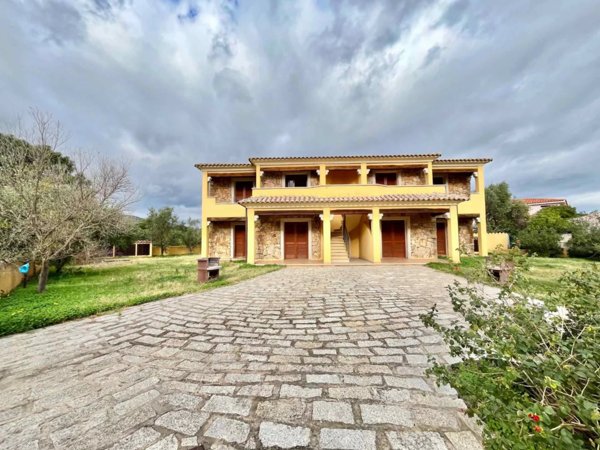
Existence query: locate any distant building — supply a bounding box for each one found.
[520,198,568,215]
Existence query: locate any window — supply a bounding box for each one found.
[470,175,477,192]
[285,174,308,187]
[234,180,253,202]
[375,172,397,185]
[433,175,446,185]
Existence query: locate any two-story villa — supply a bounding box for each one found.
[196,154,491,264]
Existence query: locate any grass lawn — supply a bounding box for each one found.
[427,256,596,297]
[0,255,280,337]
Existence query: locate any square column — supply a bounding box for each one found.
[318,165,327,185]
[247,209,256,264]
[477,215,488,256]
[448,205,461,263]
[200,171,209,257]
[370,207,382,263]
[255,165,262,188]
[359,163,369,184]
[426,162,433,184]
[322,208,332,264]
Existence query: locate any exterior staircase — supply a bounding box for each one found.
[330,229,350,263]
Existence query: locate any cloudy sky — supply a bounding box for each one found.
[1,0,599,218]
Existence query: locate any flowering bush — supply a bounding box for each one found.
[421,257,600,449]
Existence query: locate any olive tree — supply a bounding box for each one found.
[0,110,136,292]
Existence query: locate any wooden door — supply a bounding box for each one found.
[234,181,253,202]
[436,222,447,256]
[234,224,246,258]
[375,173,397,185]
[284,222,309,259]
[382,221,406,258]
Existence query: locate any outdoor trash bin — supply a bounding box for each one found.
[197,257,221,283]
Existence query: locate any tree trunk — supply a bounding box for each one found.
[37,260,50,293]
[161,246,165,255]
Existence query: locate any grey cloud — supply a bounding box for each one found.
[0,0,599,216]
[34,0,86,44]
[213,68,252,102]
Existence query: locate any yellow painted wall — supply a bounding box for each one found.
[359,218,374,262]
[331,214,343,231]
[327,170,359,185]
[345,214,363,258]
[0,262,37,295]
[203,197,246,218]
[487,232,510,251]
[252,184,446,199]
[152,245,201,256]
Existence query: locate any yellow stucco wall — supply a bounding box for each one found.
[487,232,510,251]
[152,246,201,256]
[252,184,446,199]
[359,219,374,262]
[0,262,36,295]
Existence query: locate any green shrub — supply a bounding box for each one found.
[421,258,600,449]
[517,226,562,257]
[569,223,600,261]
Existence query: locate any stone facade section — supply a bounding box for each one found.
[447,173,471,196]
[459,218,475,254]
[262,172,283,188]
[208,222,232,259]
[410,214,437,259]
[255,217,281,260]
[400,169,426,186]
[311,216,323,260]
[209,177,233,203]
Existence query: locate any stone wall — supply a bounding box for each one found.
[400,169,426,185]
[255,217,281,260]
[262,172,282,188]
[208,222,231,258]
[459,218,475,254]
[308,171,319,186]
[310,216,322,260]
[210,177,232,203]
[447,173,471,196]
[410,214,437,259]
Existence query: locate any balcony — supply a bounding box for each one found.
[204,197,246,219]
[251,183,447,198]
[457,192,484,215]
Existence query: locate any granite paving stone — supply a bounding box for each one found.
[0,266,484,449]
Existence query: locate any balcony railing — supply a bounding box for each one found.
[251,183,447,198]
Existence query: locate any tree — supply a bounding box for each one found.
[568,222,600,260]
[177,218,201,253]
[485,182,529,237]
[517,206,577,257]
[0,110,136,292]
[141,207,179,255]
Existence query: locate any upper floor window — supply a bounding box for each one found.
[375,172,397,185]
[433,175,447,185]
[285,174,308,187]
[234,180,253,201]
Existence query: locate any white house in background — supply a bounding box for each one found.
[520,198,568,215]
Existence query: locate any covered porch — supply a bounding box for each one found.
[242,197,481,265]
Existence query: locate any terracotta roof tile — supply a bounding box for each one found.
[195,163,253,169]
[433,158,492,164]
[239,193,469,205]
[249,154,441,162]
[519,198,568,205]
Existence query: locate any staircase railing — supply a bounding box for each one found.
[342,218,350,256]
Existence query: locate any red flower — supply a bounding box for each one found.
[534,425,542,433]
[528,413,540,422]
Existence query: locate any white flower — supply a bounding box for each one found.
[555,306,569,320]
[527,298,545,308]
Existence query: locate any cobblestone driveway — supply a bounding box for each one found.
[0,266,482,450]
